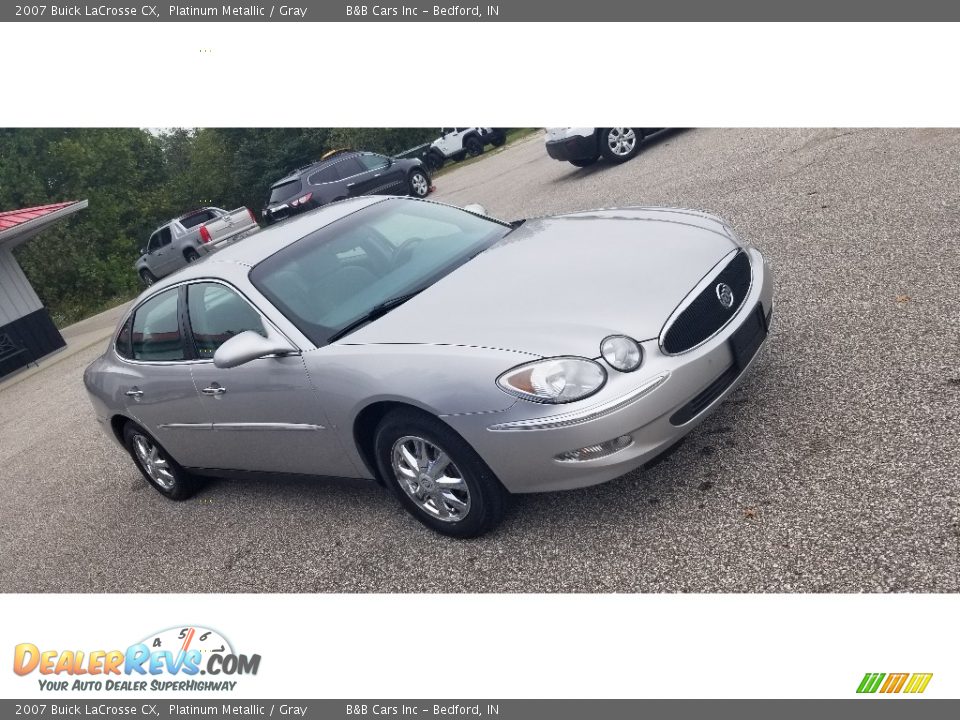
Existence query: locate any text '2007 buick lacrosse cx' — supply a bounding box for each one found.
[84,196,773,537]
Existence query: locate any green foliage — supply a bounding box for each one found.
[0,128,440,326]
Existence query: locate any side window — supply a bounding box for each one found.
[147,232,160,253]
[334,157,365,179]
[115,315,133,359]
[308,165,339,184]
[131,289,185,361]
[358,154,389,171]
[187,283,266,358]
[157,227,173,247]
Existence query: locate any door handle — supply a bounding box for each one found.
[201,385,226,397]
[125,388,144,399]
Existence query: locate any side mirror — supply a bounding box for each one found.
[463,203,488,216]
[213,330,296,369]
[139,247,146,255]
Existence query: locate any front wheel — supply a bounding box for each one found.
[408,169,430,198]
[374,410,506,538]
[123,421,197,500]
[139,268,157,287]
[599,127,643,163]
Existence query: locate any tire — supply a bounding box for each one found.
[122,421,197,500]
[139,269,157,287]
[452,151,467,163]
[599,127,643,163]
[408,169,430,198]
[490,131,507,147]
[184,248,200,263]
[464,136,484,157]
[425,151,445,171]
[569,156,599,168]
[374,409,506,538]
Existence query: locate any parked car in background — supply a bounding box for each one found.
[425,128,506,170]
[545,128,665,167]
[262,151,432,225]
[136,207,259,286]
[87,196,772,538]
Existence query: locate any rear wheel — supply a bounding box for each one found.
[374,409,506,538]
[425,151,445,171]
[139,269,157,287]
[184,248,200,263]
[490,131,507,147]
[408,169,430,198]
[600,127,643,163]
[464,136,484,157]
[123,421,197,500]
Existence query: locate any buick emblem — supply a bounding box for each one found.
[716,282,734,309]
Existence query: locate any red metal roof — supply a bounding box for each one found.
[0,202,79,232]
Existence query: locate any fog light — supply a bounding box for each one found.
[555,434,633,463]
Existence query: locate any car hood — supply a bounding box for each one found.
[344,207,741,358]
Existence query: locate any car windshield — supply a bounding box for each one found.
[268,178,302,204]
[249,199,512,346]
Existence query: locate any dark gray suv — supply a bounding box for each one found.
[262,151,432,224]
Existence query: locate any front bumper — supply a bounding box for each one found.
[545,133,598,162]
[443,247,773,493]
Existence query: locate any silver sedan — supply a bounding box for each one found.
[84,196,773,537]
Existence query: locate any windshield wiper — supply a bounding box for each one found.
[327,290,425,343]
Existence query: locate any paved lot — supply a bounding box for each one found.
[2,128,959,592]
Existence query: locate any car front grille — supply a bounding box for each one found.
[669,303,767,426]
[661,250,751,354]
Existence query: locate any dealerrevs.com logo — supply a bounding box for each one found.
[13,626,261,692]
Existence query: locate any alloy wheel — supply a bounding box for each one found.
[132,434,175,490]
[411,173,429,197]
[391,435,471,522]
[606,128,637,156]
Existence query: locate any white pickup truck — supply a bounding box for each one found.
[135,207,260,286]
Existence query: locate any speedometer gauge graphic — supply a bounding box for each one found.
[138,626,234,658]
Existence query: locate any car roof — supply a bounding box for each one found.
[141,196,388,295]
[270,151,365,187]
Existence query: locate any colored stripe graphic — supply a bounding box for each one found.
[857,672,932,694]
[880,673,909,693]
[857,673,885,693]
[904,673,933,694]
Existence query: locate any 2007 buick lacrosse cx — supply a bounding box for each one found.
[84,196,773,537]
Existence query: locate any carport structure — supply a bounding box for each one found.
[0,200,88,379]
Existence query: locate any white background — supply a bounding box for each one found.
[1,20,957,700]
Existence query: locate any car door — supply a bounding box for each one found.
[119,286,212,467]
[356,153,406,195]
[147,226,178,276]
[184,281,352,476]
[335,156,370,198]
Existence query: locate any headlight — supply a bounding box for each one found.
[497,357,607,404]
[600,335,643,372]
